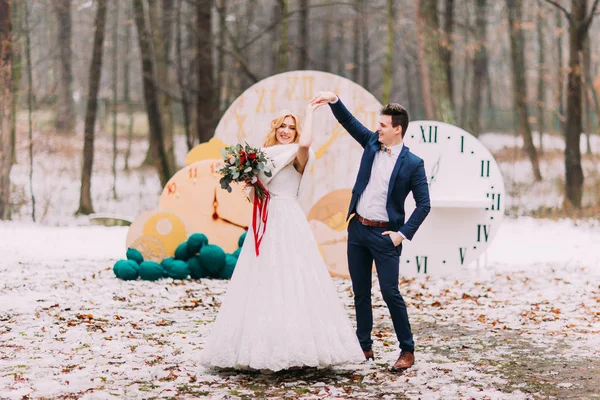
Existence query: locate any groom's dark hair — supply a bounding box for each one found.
[381,103,409,137]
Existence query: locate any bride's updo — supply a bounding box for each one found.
[263,109,302,147]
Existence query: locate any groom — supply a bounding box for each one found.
[311,92,431,371]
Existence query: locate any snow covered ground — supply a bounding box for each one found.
[1,128,599,399]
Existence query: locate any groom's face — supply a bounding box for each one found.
[275,116,297,144]
[377,115,402,146]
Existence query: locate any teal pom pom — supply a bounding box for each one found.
[174,242,191,261]
[168,260,190,280]
[188,256,208,279]
[114,260,139,281]
[232,247,242,258]
[139,261,163,281]
[187,233,209,255]
[199,244,226,276]
[126,248,144,264]
[238,232,247,248]
[161,257,176,277]
[220,254,237,279]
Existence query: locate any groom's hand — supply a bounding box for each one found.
[382,231,403,247]
[310,91,338,106]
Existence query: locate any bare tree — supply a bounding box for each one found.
[469,0,487,137]
[415,0,456,123]
[76,0,108,215]
[536,0,546,153]
[543,0,600,207]
[441,0,454,107]
[0,0,12,220]
[24,0,35,221]
[52,0,76,134]
[298,0,309,70]
[110,0,119,200]
[507,0,542,181]
[10,0,22,164]
[382,0,395,104]
[196,0,218,143]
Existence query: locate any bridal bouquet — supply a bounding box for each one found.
[218,143,273,256]
[218,143,272,201]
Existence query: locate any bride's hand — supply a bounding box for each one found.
[306,102,323,113]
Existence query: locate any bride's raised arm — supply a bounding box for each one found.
[295,103,321,173]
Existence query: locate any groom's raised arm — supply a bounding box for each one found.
[325,96,374,148]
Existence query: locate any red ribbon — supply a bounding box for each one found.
[252,180,270,256]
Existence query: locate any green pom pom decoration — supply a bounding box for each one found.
[238,232,247,248]
[232,247,242,258]
[126,248,144,264]
[168,260,190,280]
[139,261,163,281]
[187,233,209,255]
[188,256,208,279]
[161,257,176,277]
[113,259,139,281]
[199,244,226,276]
[174,242,192,261]
[220,254,237,279]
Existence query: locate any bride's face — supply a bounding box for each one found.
[275,116,297,144]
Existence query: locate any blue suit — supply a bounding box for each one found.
[329,98,431,353]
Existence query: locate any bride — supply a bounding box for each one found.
[200,103,364,371]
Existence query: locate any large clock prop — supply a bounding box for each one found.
[401,121,505,277]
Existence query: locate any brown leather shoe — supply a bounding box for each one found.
[391,350,414,371]
[363,349,374,361]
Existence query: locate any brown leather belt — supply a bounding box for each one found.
[356,214,390,228]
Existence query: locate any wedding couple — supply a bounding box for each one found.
[201,91,431,372]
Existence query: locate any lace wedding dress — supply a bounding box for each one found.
[200,144,364,371]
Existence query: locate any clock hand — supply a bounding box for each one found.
[212,185,249,230]
[428,156,442,188]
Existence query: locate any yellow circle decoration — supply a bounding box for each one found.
[185,137,227,165]
[126,209,190,262]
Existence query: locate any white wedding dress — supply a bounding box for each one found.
[200,144,364,371]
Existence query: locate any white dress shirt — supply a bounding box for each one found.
[356,143,407,240]
[329,96,407,240]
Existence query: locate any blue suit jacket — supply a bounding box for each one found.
[329,99,431,241]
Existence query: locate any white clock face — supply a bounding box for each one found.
[401,121,506,276]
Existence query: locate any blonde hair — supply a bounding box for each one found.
[263,109,302,147]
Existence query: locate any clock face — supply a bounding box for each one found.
[212,70,382,214]
[213,70,383,276]
[158,159,252,253]
[400,121,506,276]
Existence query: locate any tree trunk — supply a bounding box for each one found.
[278,0,289,73]
[441,0,454,107]
[361,0,369,90]
[415,0,456,123]
[24,0,35,221]
[470,0,487,137]
[507,0,542,181]
[382,0,395,104]
[10,0,21,165]
[321,0,332,72]
[562,0,586,207]
[53,0,76,134]
[555,9,565,132]
[142,0,176,172]
[536,0,545,153]
[176,0,193,150]
[111,0,119,200]
[216,0,227,111]
[298,0,308,70]
[123,1,134,171]
[196,0,218,144]
[76,0,108,215]
[582,32,592,155]
[352,0,361,83]
[133,0,171,188]
[0,0,12,220]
